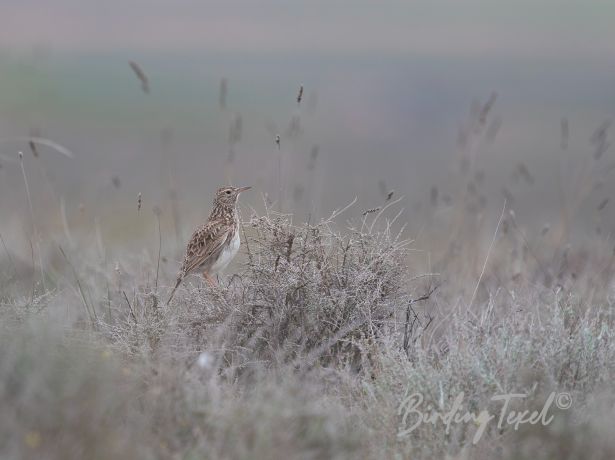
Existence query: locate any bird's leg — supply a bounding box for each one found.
[203,271,217,286]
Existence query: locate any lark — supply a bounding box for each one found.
[167,186,251,303]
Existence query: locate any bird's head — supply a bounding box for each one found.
[214,185,251,207]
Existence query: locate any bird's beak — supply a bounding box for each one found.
[237,186,252,193]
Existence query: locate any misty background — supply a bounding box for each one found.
[1,0,614,260]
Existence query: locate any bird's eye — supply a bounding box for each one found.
[226,190,231,194]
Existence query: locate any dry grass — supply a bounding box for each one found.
[1,85,615,458]
[2,194,615,460]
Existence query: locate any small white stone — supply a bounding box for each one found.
[197,351,214,370]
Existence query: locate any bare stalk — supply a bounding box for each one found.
[19,152,46,292]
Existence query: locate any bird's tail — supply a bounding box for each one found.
[167,277,182,304]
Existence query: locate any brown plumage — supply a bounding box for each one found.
[167,186,251,303]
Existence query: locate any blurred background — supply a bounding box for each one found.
[4,5,615,459]
[1,0,614,263]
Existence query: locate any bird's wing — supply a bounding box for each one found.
[180,219,232,276]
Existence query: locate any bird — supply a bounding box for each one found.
[167,186,251,303]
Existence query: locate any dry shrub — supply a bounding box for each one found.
[214,210,411,373]
[101,206,418,378]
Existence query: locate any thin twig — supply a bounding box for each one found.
[154,209,162,291]
[468,200,506,309]
[123,291,138,324]
[403,285,439,354]
[0,137,75,158]
[0,230,16,274]
[60,198,75,248]
[59,245,96,327]
[369,195,404,233]
[326,196,358,222]
[20,152,46,292]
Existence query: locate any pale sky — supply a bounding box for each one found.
[1,0,614,232]
[0,1,614,61]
